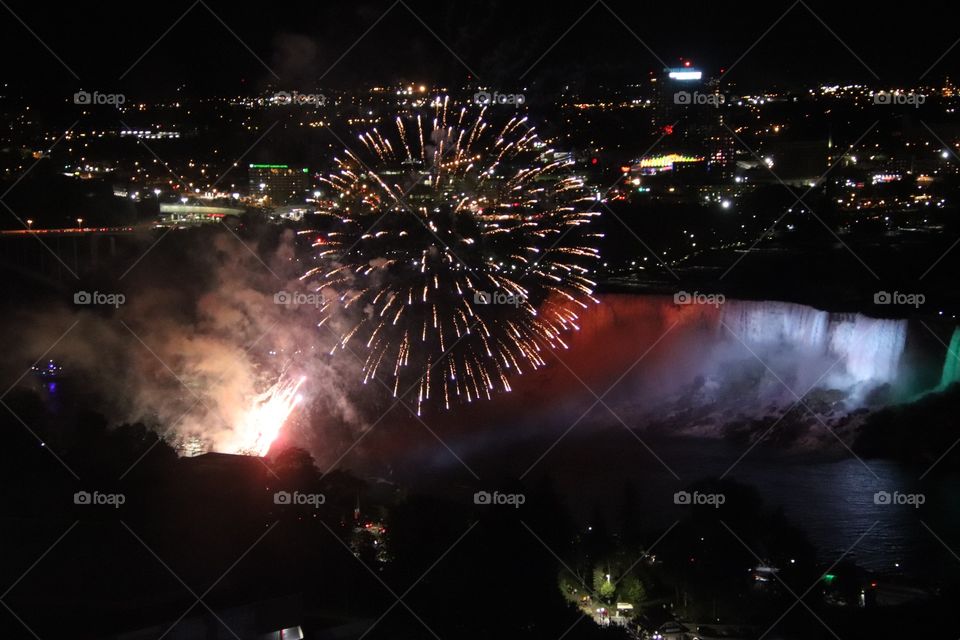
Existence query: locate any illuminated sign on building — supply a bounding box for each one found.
[667,70,703,81]
[633,154,704,174]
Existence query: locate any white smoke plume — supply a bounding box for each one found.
[2,229,366,458]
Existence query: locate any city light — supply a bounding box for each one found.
[667,70,703,81]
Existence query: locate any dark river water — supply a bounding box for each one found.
[554,436,960,576]
[393,428,960,581]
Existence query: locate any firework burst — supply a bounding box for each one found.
[304,98,601,412]
[229,374,306,457]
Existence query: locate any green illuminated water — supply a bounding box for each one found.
[939,327,960,390]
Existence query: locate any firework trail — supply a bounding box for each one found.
[304,97,601,412]
[228,373,307,457]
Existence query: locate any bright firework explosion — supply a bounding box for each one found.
[305,99,601,412]
[222,374,306,456]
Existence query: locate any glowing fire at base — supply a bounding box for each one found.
[229,374,306,457]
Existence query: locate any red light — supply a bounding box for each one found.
[684,60,691,67]
[591,157,598,165]
[663,125,674,135]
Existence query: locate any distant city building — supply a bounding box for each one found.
[119,129,180,140]
[706,118,737,180]
[272,205,313,222]
[248,163,311,205]
[628,153,703,175]
[654,62,733,182]
[158,203,244,227]
[653,64,707,132]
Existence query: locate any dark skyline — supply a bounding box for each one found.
[1,1,959,98]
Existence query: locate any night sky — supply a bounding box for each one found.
[1,1,958,98]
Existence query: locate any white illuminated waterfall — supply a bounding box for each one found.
[720,300,907,388]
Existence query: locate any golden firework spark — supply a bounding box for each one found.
[305,98,601,412]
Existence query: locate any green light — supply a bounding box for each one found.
[823,574,837,584]
[249,164,289,169]
[302,168,309,173]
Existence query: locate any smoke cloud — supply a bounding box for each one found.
[2,229,366,458]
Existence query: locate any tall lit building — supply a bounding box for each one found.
[653,63,705,133]
[248,164,311,205]
[652,62,734,182]
[707,116,737,180]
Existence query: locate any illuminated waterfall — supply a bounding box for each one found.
[939,327,960,390]
[720,300,907,387]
